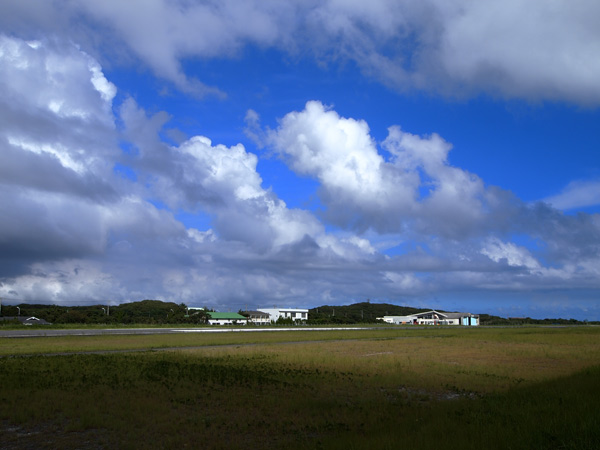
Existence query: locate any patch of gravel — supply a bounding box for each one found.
[1,420,112,449]
[381,386,481,404]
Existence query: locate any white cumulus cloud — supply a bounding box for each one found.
[267,101,498,237]
[481,238,540,270]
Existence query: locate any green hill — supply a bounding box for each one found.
[308,302,427,324]
[0,300,205,325]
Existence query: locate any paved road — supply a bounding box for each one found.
[0,326,374,338]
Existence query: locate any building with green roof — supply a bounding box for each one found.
[206,312,248,325]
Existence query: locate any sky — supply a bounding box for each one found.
[1,0,600,320]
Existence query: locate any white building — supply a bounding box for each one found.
[206,312,248,325]
[380,310,479,326]
[379,315,416,325]
[258,308,308,323]
[242,310,271,325]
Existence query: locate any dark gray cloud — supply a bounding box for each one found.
[517,202,600,264]
[0,35,120,275]
[0,187,107,259]
[0,139,118,203]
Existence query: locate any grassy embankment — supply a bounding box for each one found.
[1,326,599,449]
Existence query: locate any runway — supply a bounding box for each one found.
[0,326,373,338]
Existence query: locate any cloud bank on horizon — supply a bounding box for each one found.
[1,1,599,319]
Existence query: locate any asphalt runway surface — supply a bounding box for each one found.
[0,326,371,338]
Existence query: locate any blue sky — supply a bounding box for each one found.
[1,1,599,319]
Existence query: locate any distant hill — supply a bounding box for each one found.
[308,302,428,324]
[0,300,206,325]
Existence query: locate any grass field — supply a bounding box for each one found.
[1,326,599,449]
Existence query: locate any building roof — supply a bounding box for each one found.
[258,308,308,313]
[413,310,478,319]
[0,316,52,325]
[207,312,247,320]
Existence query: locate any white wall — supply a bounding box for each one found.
[382,316,417,324]
[207,318,247,325]
[258,308,308,322]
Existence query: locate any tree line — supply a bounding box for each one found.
[1,300,595,326]
[0,300,208,325]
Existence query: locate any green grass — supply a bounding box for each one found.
[1,326,599,449]
[0,327,418,355]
